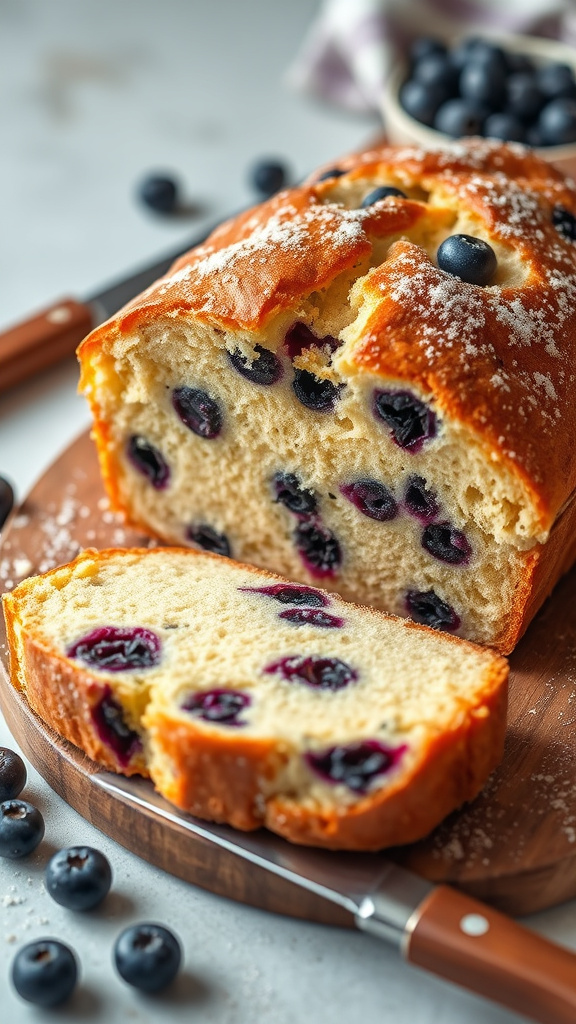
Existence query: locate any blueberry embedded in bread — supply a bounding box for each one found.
[78,140,576,653]
[2,547,508,851]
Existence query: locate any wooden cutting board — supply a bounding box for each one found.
[2,430,576,921]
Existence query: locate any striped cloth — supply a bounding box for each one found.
[287,0,576,113]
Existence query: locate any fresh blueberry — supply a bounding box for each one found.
[437,234,497,286]
[172,386,222,439]
[0,748,26,801]
[137,174,179,214]
[538,98,576,145]
[410,36,447,66]
[45,847,112,911]
[505,73,544,121]
[113,923,182,993]
[292,368,342,412]
[11,939,78,1007]
[0,800,44,859]
[413,53,458,93]
[464,41,507,75]
[459,59,507,108]
[68,626,161,671]
[373,389,436,451]
[293,520,342,576]
[127,435,170,489]
[484,112,526,143]
[406,589,461,631]
[181,689,250,725]
[278,607,344,628]
[504,52,535,76]
[91,689,143,767]
[449,36,485,71]
[228,344,283,386]
[552,205,576,241]
[306,740,405,792]
[434,98,488,137]
[422,522,472,565]
[340,479,398,521]
[361,185,407,208]
[0,475,14,529]
[400,79,451,127]
[265,654,356,690]
[404,475,439,523]
[315,167,345,182]
[272,472,317,515]
[284,323,340,360]
[537,62,576,101]
[187,523,231,557]
[249,158,289,197]
[526,123,545,147]
[240,583,329,607]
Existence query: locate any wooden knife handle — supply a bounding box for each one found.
[407,885,576,1024]
[0,298,94,394]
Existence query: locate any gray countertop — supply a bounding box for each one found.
[1,2,575,1021]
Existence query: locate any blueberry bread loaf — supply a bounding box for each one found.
[78,140,576,653]
[2,547,507,851]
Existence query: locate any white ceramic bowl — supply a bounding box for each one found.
[381,32,576,176]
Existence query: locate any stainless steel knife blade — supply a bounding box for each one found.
[93,769,576,1024]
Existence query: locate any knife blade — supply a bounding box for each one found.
[94,769,576,1024]
[0,225,214,394]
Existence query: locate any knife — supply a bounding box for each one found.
[93,771,576,1024]
[0,226,213,394]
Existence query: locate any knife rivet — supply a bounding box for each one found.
[47,306,72,324]
[460,913,490,937]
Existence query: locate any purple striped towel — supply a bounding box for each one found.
[286,0,576,113]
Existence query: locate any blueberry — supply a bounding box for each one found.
[11,939,78,1007]
[484,112,526,143]
[437,233,497,286]
[505,73,544,121]
[460,59,507,108]
[228,343,283,386]
[504,52,535,76]
[91,690,143,767]
[114,923,182,993]
[537,62,576,101]
[265,655,357,690]
[373,389,437,451]
[526,123,545,147]
[172,386,222,439]
[68,626,161,671]
[413,53,458,93]
[0,475,14,529]
[284,323,340,360]
[45,847,112,911]
[292,368,342,412]
[406,589,461,631]
[137,174,179,214]
[422,522,472,565]
[410,36,447,66]
[400,79,451,127]
[315,167,345,182]
[293,520,342,576]
[340,479,398,521]
[181,689,250,725]
[465,41,507,75]
[0,800,44,859]
[449,36,485,72]
[404,475,439,522]
[538,98,576,145]
[250,158,288,197]
[240,583,329,607]
[127,435,170,489]
[361,185,407,208]
[0,747,27,801]
[306,740,405,792]
[272,472,317,515]
[552,205,576,241]
[187,523,231,557]
[278,607,344,628]
[434,97,488,137]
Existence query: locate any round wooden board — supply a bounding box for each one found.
[2,431,576,919]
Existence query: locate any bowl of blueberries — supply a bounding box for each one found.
[381,31,576,172]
